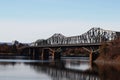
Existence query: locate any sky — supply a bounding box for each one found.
[0,0,120,43]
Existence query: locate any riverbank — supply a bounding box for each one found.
[95,37,120,64]
[94,60,120,80]
[95,56,120,65]
[0,41,28,55]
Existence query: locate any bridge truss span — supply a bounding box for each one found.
[35,27,119,46]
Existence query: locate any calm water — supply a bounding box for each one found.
[0,56,120,80]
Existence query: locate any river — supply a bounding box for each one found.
[0,56,119,80]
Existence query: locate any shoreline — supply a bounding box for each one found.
[94,56,120,65]
[94,60,120,65]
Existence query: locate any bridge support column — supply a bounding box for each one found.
[41,49,49,60]
[89,51,93,62]
[41,49,44,60]
[28,48,31,56]
[89,51,93,70]
[51,53,54,60]
[32,48,35,59]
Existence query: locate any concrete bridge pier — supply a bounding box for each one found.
[89,51,93,62]
[41,48,62,60]
[28,48,35,59]
[28,48,31,56]
[27,48,41,59]
[41,49,49,60]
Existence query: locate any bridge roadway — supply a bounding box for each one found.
[22,43,101,49]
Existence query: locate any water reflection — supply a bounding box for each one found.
[0,57,119,80]
[65,59,90,71]
[27,60,99,80]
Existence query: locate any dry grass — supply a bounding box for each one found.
[96,37,120,63]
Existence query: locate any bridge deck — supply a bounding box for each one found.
[21,43,101,49]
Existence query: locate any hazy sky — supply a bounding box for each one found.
[0,0,120,43]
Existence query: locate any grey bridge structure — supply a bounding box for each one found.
[21,27,120,61]
[34,27,120,46]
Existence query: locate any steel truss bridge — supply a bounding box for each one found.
[34,27,120,46]
[21,27,120,61]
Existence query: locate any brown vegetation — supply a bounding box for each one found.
[62,48,89,56]
[95,63,120,80]
[0,44,16,53]
[0,43,28,55]
[98,37,120,62]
